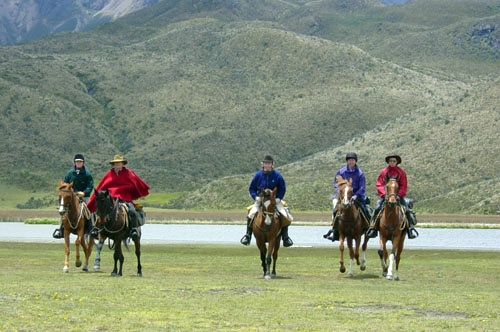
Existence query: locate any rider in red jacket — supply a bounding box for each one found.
[366,153,418,239]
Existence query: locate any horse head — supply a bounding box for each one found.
[95,188,114,220]
[57,180,74,216]
[385,176,400,208]
[337,176,353,210]
[260,188,277,225]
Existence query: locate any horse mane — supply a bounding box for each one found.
[57,180,73,191]
[336,175,348,189]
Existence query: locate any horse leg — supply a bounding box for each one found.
[63,232,70,273]
[111,241,122,276]
[387,251,395,280]
[339,236,346,273]
[378,240,388,277]
[260,249,267,277]
[93,238,105,271]
[135,239,142,277]
[81,232,93,272]
[394,236,405,281]
[74,232,82,268]
[270,239,279,279]
[347,237,355,277]
[360,235,369,272]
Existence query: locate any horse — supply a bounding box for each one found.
[93,188,142,277]
[335,176,370,277]
[57,180,94,273]
[252,188,281,279]
[377,176,407,280]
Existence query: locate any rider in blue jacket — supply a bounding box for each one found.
[240,155,293,247]
[324,152,371,242]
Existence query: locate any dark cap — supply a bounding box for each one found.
[345,152,358,162]
[262,155,274,163]
[74,154,85,162]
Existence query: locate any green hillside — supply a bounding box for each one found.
[0,0,499,214]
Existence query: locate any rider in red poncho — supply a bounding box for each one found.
[88,154,150,240]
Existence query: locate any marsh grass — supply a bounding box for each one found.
[1,242,499,331]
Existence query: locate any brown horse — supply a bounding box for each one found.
[336,176,370,276]
[57,181,94,273]
[252,188,281,279]
[377,176,407,280]
[94,188,142,277]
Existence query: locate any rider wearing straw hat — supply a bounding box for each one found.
[366,153,418,239]
[87,154,150,241]
[240,154,294,247]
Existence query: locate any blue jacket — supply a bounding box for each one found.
[249,169,286,200]
[332,165,366,200]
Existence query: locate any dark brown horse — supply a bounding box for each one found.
[94,188,142,277]
[336,176,370,276]
[377,176,407,280]
[252,188,281,279]
[57,181,94,273]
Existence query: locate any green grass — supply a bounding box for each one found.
[0,242,498,331]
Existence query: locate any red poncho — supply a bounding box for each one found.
[375,165,408,198]
[88,167,150,213]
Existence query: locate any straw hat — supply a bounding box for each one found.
[109,154,128,165]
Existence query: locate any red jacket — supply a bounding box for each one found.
[88,167,150,213]
[375,165,408,198]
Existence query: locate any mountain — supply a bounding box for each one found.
[0,0,160,45]
[1,0,499,214]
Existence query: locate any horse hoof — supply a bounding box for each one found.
[82,266,88,272]
[340,267,346,273]
[386,275,393,280]
[360,266,366,271]
[264,274,271,280]
[271,273,276,279]
[394,276,400,281]
[347,272,354,277]
[75,261,82,268]
[137,273,142,277]
[93,266,100,272]
[62,267,69,273]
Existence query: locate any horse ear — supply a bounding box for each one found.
[272,187,277,195]
[348,178,353,185]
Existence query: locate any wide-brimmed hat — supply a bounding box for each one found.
[385,153,402,164]
[74,154,85,162]
[262,155,274,163]
[109,154,128,165]
[345,152,357,162]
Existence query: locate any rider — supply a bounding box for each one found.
[324,152,371,242]
[53,154,94,239]
[365,153,418,239]
[240,154,294,247]
[87,154,150,241]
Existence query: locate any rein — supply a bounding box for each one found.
[96,194,128,234]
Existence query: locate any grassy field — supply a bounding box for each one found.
[0,242,499,331]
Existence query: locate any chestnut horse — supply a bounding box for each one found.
[57,181,94,273]
[377,176,407,280]
[94,188,142,277]
[336,176,370,276]
[252,188,281,279]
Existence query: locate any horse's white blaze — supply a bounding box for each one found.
[342,187,348,203]
[265,215,271,225]
[263,200,271,209]
[58,197,65,214]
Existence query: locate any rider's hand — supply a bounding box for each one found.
[352,195,357,201]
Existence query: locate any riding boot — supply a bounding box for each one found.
[406,211,419,239]
[52,220,64,239]
[324,212,340,242]
[240,217,252,246]
[129,212,140,241]
[366,215,379,238]
[281,226,293,247]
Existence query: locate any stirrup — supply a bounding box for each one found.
[52,229,63,239]
[130,229,139,241]
[90,227,99,239]
[240,234,251,246]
